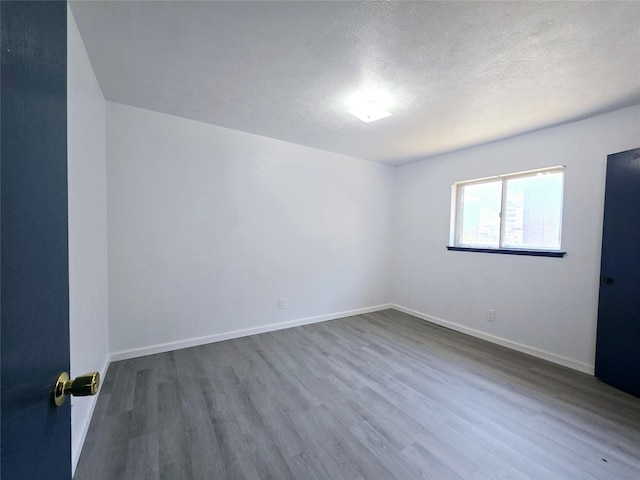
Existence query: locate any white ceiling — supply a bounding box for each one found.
[70,1,640,165]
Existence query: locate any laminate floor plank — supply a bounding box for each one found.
[401,441,465,480]
[345,411,429,480]
[122,433,160,480]
[246,376,306,459]
[289,404,396,480]
[286,450,337,480]
[104,360,136,416]
[206,390,262,479]
[158,399,195,478]
[74,410,133,480]
[75,309,640,479]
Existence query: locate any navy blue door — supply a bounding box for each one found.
[1,2,70,478]
[595,147,640,397]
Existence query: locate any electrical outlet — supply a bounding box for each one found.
[278,297,285,310]
[486,309,496,322]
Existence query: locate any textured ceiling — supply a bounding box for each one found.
[70,1,640,165]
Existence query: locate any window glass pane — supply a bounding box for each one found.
[502,171,563,249]
[459,180,502,247]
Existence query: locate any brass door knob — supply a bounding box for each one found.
[53,371,100,407]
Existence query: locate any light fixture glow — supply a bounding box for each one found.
[348,104,392,123]
[347,89,393,123]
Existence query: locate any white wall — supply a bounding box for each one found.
[392,105,640,372]
[67,5,110,473]
[107,102,394,355]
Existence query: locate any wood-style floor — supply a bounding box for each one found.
[74,309,640,479]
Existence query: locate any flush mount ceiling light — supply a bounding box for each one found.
[347,89,393,123]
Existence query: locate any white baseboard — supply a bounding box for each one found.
[109,303,393,362]
[391,304,594,375]
[71,354,111,475]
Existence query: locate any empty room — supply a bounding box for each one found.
[2,1,640,479]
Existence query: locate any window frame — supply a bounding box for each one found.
[448,166,566,257]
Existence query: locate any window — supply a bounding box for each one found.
[448,166,565,257]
